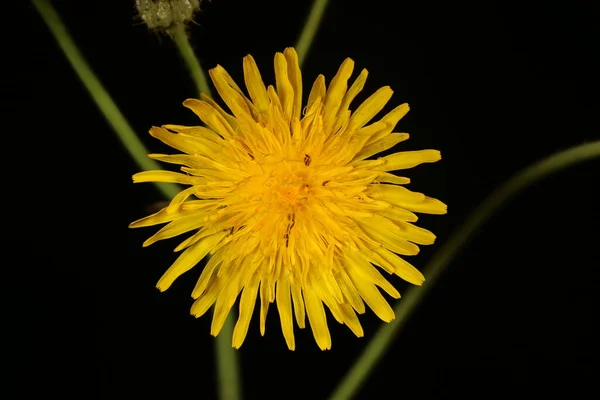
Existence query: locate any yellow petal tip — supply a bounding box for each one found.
[156,282,169,293]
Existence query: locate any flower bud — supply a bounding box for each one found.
[136,0,201,31]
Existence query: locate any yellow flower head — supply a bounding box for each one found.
[130,48,446,350]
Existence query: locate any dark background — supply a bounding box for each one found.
[26,0,598,397]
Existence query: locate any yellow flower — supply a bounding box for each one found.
[130,48,446,350]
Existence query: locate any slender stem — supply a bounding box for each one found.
[215,315,242,400]
[329,140,600,400]
[296,0,331,67]
[168,20,242,400]
[32,0,178,200]
[170,24,212,97]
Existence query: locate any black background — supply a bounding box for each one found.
[27,0,598,398]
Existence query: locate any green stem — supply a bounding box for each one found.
[215,315,242,400]
[32,0,178,200]
[329,140,600,400]
[170,24,212,97]
[296,0,331,67]
[169,20,242,400]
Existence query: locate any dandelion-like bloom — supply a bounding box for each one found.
[130,48,446,350]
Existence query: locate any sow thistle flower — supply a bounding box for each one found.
[130,48,446,350]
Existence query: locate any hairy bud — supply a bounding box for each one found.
[136,0,201,31]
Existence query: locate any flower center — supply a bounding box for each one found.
[242,158,314,213]
[275,174,310,207]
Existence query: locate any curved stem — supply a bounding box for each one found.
[329,140,600,400]
[296,0,331,67]
[32,0,178,200]
[170,24,213,97]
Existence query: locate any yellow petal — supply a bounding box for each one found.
[211,274,243,336]
[304,284,332,350]
[190,278,221,317]
[331,107,351,136]
[334,268,366,314]
[283,47,302,121]
[149,126,218,157]
[243,55,270,115]
[274,53,294,121]
[394,221,436,245]
[345,251,400,299]
[342,122,388,162]
[378,206,419,223]
[338,302,364,337]
[173,223,222,253]
[148,153,203,168]
[379,150,441,171]
[162,124,223,143]
[336,68,368,121]
[352,133,410,162]
[368,184,425,207]
[316,265,343,304]
[347,86,393,132]
[132,170,203,185]
[291,283,306,328]
[165,186,196,213]
[347,265,395,322]
[358,218,420,256]
[373,247,425,286]
[376,173,410,185]
[323,58,354,132]
[200,94,239,130]
[191,250,225,298]
[259,276,271,336]
[142,211,208,247]
[183,99,236,139]
[148,126,191,154]
[358,246,395,275]
[307,74,326,109]
[209,65,257,121]
[276,277,296,350]
[232,273,260,349]
[157,231,228,291]
[267,85,283,117]
[365,103,410,145]
[395,196,447,215]
[129,204,208,228]
[317,287,343,324]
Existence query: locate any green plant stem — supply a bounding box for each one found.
[330,140,600,400]
[169,21,242,400]
[296,0,331,67]
[32,0,178,200]
[170,24,212,97]
[215,315,242,400]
